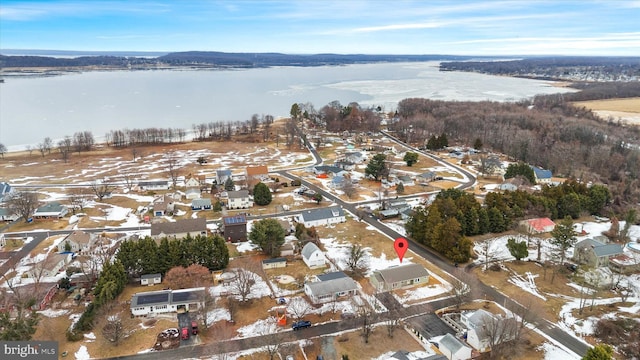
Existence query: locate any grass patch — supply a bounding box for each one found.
[572,97,640,113]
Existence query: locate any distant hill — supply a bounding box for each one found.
[0,51,478,69]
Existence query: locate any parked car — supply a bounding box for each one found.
[565,263,578,272]
[181,327,190,340]
[191,321,199,335]
[291,320,312,330]
[340,312,355,319]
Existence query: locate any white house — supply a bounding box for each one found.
[138,180,170,191]
[140,273,162,286]
[0,207,19,222]
[438,333,472,360]
[461,309,515,352]
[304,271,358,304]
[225,190,253,209]
[130,287,205,316]
[185,188,201,200]
[184,176,201,188]
[301,242,326,269]
[261,257,287,270]
[297,206,346,228]
[57,230,96,253]
[28,253,72,278]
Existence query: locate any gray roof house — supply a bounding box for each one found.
[33,201,68,219]
[191,198,212,210]
[216,169,232,184]
[417,171,437,183]
[297,206,346,228]
[0,207,19,222]
[138,180,170,191]
[301,242,326,269]
[304,271,358,304]
[461,309,516,352]
[313,165,347,177]
[57,230,96,253]
[224,190,253,209]
[0,182,14,202]
[150,218,207,241]
[370,263,430,292]
[573,237,624,268]
[437,333,472,360]
[130,287,205,316]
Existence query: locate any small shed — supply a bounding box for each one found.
[141,273,162,286]
[262,257,287,270]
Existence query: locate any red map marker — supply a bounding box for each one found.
[394,237,408,263]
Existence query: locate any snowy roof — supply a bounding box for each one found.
[301,242,321,260]
[299,206,344,223]
[438,333,467,353]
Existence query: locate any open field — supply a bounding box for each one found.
[572,97,640,125]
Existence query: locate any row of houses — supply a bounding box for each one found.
[137,165,270,192]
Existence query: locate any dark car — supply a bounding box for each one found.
[565,263,578,272]
[292,320,312,330]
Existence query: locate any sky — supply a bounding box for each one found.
[1,0,639,56]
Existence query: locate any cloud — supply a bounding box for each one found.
[0,1,169,21]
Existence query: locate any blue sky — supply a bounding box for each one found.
[1,0,639,56]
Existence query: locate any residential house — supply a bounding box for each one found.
[141,273,162,286]
[185,188,201,200]
[304,271,358,304]
[28,253,72,278]
[530,166,552,184]
[0,207,19,222]
[222,214,247,242]
[191,198,212,211]
[152,195,174,217]
[519,218,556,234]
[246,165,269,184]
[499,177,529,192]
[461,309,515,352]
[573,237,624,268]
[437,333,472,360]
[334,160,355,171]
[280,242,295,257]
[224,190,252,209]
[0,182,14,203]
[329,175,347,189]
[417,171,437,184]
[184,175,201,188]
[297,206,346,228]
[262,257,287,270]
[369,263,430,292]
[216,169,232,185]
[138,180,170,191]
[481,156,504,177]
[313,165,347,177]
[301,242,326,269]
[150,218,207,241]
[130,287,205,317]
[396,175,415,187]
[33,201,68,220]
[57,230,96,253]
[609,253,640,274]
[344,151,366,164]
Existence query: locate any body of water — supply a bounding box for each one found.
[0,62,574,150]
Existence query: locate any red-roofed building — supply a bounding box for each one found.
[520,217,556,234]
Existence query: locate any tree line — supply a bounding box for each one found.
[406,183,610,263]
[389,95,640,213]
[115,234,230,278]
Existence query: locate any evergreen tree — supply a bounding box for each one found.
[403,152,419,166]
[473,138,483,150]
[506,237,529,261]
[550,216,577,266]
[582,344,613,360]
[504,162,536,184]
[396,182,405,195]
[249,218,286,257]
[224,177,235,191]
[253,182,272,205]
[365,153,388,181]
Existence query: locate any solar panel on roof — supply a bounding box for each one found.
[136,293,169,305]
[172,291,200,302]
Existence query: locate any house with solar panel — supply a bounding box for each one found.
[304,271,358,304]
[130,287,206,316]
[222,214,247,242]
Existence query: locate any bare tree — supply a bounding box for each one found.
[7,190,39,222]
[385,318,400,338]
[448,270,473,310]
[342,178,357,199]
[58,136,72,163]
[99,306,135,346]
[0,143,7,159]
[67,187,92,213]
[120,170,136,191]
[229,267,259,303]
[480,237,499,271]
[345,244,369,278]
[259,317,281,360]
[166,151,180,189]
[286,297,312,321]
[358,301,374,344]
[90,179,114,201]
[482,312,518,359]
[198,288,216,328]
